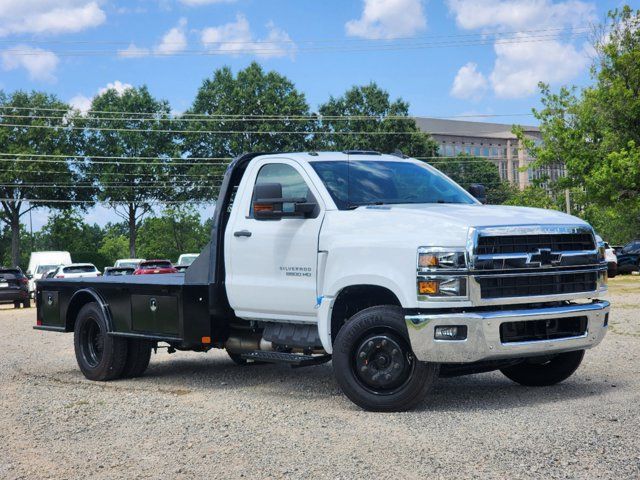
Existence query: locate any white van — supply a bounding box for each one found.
[27,251,72,296]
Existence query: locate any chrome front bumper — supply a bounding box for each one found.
[405,300,610,363]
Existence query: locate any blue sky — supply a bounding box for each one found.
[0,0,636,229]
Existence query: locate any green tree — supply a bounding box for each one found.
[83,86,176,257]
[521,6,640,241]
[137,206,209,261]
[0,91,85,267]
[38,210,108,268]
[434,155,514,204]
[504,186,558,210]
[98,233,130,264]
[316,83,438,157]
[183,63,313,202]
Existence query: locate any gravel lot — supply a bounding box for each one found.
[1,277,639,480]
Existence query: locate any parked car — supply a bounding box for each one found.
[27,251,71,297]
[615,240,640,274]
[114,258,145,269]
[133,260,178,275]
[596,235,617,278]
[0,267,30,308]
[104,267,135,277]
[50,263,101,279]
[177,253,199,268]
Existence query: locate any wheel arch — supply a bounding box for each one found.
[65,288,113,332]
[329,284,401,346]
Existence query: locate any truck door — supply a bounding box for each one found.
[225,159,324,322]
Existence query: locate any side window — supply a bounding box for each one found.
[251,163,310,216]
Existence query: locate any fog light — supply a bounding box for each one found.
[434,325,467,340]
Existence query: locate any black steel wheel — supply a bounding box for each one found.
[333,305,439,412]
[74,302,127,381]
[500,350,585,386]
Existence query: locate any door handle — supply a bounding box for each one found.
[234,230,252,238]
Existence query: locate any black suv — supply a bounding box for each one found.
[0,267,31,308]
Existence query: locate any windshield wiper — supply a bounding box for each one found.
[347,201,386,209]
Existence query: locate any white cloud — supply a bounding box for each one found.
[155,18,188,55]
[98,81,133,96]
[345,0,427,40]
[69,81,134,114]
[201,15,295,59]
[69,94,92,113]
[451,62,488,100]
[117,43,151,58]
[490,35,590,98]
[0,1,106,37]
[179,0,236,5]
[446,0,596,98]
[1,45,59,82]
[446,0,595,30]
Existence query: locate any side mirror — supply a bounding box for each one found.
[26,272,33,279]
[468,183,487,204]
[253,183,317,220]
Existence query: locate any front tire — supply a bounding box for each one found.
[333,305,439,412]
[22,298,31,308]
[500,350,585,386]
[13,301,21,309]
[74,302,128,381]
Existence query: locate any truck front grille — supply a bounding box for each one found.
[476,233,595,255]
[500,316,588,343]
[477,271,598,299]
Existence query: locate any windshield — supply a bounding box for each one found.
[310,160,475,209]
[141,261,172,269]
[63,265,96,274]
[36,264,58,274]
[116,261,139,268]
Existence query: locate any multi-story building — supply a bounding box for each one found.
[415,117,563,189]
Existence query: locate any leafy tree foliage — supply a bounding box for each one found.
[83,86,176,257]
[98,233,130,264]
[136,206,210,262]
[504,186,559,210]
[316,83,438,157]
[434,155,514,204]
[523,6,640,241]
[183,62,313,201]
[0,91,86,266]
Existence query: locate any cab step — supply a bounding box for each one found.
[240,351,331,368]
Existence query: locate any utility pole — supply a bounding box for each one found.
[564,189,571,214]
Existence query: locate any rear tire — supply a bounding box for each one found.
[22,299,31,308]
[121,339,153,378]
[500,350,585,386]
[333,305,439,412]
[74,302,128,381]
[13,301,20,309]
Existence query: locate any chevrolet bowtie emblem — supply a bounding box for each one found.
[526,248,562,267]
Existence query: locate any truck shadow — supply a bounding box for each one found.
[140,355,617,412]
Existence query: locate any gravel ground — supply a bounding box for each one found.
[1,277,639,480]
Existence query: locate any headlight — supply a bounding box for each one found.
[418,247,467,272]
[417,247,468,300]
[417,276,467,297]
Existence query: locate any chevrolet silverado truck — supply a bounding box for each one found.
[35,151,611,411]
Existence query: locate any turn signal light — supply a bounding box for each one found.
[418,281,439,295]
[418,254,439,268]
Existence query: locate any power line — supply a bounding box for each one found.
[0,198,214,205]
[0,32,590,57]
[0,122,532,137]
[0,106,537,121]
[0,26,591,47]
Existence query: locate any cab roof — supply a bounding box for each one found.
[254,151,412,163]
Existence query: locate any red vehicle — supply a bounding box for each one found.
[133,260,178,275]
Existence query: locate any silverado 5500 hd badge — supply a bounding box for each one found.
[280,266,312,277]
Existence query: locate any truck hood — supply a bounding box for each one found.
[321,204,590,248]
